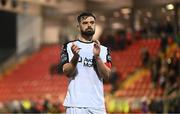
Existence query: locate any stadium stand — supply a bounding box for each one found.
[0,38,179,113]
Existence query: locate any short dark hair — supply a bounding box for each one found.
[77,12,96,23]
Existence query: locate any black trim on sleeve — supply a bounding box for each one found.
[106,48,112,63]
[60,43,69,67]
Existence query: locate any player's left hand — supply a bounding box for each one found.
[93,40,100,57]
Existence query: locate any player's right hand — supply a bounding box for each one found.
[71,43,81,56]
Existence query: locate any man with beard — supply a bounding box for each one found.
[60,12,112,114]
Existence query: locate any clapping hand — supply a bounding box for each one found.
[71,43,81,56]
[93,40,100,57]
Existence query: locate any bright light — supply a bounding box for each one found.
[121,8,131,14]
[166,4,174,10]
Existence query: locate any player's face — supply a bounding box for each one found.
[79,16,96,36]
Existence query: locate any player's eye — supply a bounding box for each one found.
[90,21,95,24]
[82,22,88,24]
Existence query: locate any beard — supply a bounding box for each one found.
[81,29,95,37]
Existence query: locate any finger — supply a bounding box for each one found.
[94,43,98,48]
[71,43,78,49]
[71,45,76,51]
[74,47,81,54]
[71,43,79,51]
[94,43,100,49]
[76,49,80,54]
[74,46,80,51]
[71,43,75,49]
[94,40,100,45]
[71,43,75,47]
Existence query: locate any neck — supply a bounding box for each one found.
[79,35,93,42]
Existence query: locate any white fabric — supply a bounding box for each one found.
[66,107,106,114]
[63,40,108,108]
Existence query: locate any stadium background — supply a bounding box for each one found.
[0,0,179,113]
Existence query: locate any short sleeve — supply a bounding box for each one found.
[105,48,112,68]
[60,43,69,66]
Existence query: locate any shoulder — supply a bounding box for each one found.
[100,44,107,49]
[100,45,110,51]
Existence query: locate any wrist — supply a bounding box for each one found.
[71,54,79,65]
[74,53,79,58]
[94,55,100,60]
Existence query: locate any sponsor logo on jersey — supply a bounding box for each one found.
[78,57,93,67]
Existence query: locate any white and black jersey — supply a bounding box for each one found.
[60,40,112,108]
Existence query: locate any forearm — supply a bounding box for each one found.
[95,56,111,79]
[63,55,79,77]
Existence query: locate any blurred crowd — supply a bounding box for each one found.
[0,24,180,113]
[0,95,65,113]
[100,29,134,51]
[149,36,180,113]
[102,27,180,113]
